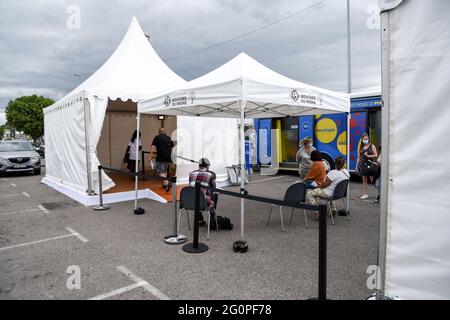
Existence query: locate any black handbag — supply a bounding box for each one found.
[123,146,130,163]
[360,160,379,176]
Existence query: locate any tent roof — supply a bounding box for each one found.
[138,52,350,118]
[64,17,185,103]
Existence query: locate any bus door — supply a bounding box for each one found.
[257,119,272,165]
[280,117,299,164]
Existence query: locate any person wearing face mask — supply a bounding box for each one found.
[295,137,316,180]
[356,134,378,199]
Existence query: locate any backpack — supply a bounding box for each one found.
[210,215,233,230]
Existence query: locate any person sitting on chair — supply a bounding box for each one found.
[306,156,350,220]
[302,150,327,189]
[188,158,217,226]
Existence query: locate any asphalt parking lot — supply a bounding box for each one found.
[0,169,380,300]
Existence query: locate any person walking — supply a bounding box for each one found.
[150,128,175,192]
[127,130,142,174]
[355,134,378,199]
[296,137,316,180]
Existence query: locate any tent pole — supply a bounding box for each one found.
[83,95,93,195]
[377,11,391,300]
[134,112,141,210]
[346,112,350,214]
[240,100,246,240]
[346,0,352,94]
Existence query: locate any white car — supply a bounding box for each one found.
[0,141,42,175]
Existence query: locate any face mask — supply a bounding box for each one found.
[363,139,369,144]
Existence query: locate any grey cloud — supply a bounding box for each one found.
[0,0,381,114]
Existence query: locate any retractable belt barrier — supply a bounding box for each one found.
[94,165,329,300]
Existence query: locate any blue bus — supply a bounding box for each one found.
[252,92,381,172]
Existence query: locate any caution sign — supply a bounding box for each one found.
[337,131,347,155]
[315,118,337,144]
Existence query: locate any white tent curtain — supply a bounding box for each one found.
[381,0,450,299]
[175,116,239,185]
[43,92,89,192]
[86,94,114,193]
[43,91,114,194]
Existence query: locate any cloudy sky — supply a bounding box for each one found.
[0,0,381,124]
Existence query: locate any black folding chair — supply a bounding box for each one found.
[326,179,349,225]
[267,182,307,232]
[177,187,218,240]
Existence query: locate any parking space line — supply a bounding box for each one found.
[117,266,170,300]
[0,227,89,251]
[0,234,75,251]
[38,205,50,214]
[0,207,43,216]
[88,281,147,300]
[248,175,289,184]
[10,183,17,188]
[0,193,23,198]
[65,227,89,243]
[0,192,31,199]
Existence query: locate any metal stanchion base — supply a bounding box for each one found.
[233,240,248,253]
[164,234,187,245]
[134,207,145,215]
[93,205,110,211]
[182,242,208,253]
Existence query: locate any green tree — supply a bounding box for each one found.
[5,95,54,141]
[0,124,5,140]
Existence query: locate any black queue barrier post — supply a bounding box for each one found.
[182,181,208,253]
[318,204,328,300]
[93,165,110,211]
[308,204,329,300]
[164,176,187,245]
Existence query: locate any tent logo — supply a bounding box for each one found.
[164,96,171,107]
[291,89,299,101]
[188,92,196,104]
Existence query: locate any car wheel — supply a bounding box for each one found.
[34,168,41,175]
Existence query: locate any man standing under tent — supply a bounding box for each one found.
[150,128,174,192]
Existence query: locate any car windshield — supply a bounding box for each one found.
[0,142,33,152]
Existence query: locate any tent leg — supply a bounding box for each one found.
[240,100,246,241]
[377,11,391,300]
[346,112,350,214]
[133,112,144,215]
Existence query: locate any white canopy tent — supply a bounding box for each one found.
[138,52,350,240]
[43,17,238,205]
[379,0,450,299]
